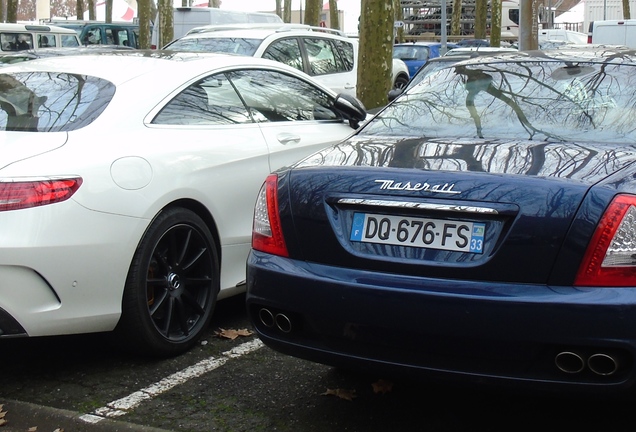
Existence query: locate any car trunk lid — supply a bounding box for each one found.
[282,137,636,285]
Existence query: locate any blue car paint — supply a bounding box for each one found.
[393,42,458,76]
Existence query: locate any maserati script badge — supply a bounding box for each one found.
[375,179,460,194]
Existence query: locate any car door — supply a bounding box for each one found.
[300,36,357,97]
[226,68,355,172]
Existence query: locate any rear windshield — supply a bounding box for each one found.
[0,71,115,132]
[364,59,636,144]
[166,37,262,55]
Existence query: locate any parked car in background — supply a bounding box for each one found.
[0,45,134,67]
[589,20,636,48]
[444,46,518,56]
[0,23,80,53]
[47,20,141,48]
[393,41,458,76]
[164,24,411,96]
[247,46,636,395]
[0,51,365,357]
[538,28,588,45]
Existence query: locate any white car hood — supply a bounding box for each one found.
[0,131,67,170]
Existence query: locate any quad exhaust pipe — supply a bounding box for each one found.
[258,308,292,333]
[555,351,619,376]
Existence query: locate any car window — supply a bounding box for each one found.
[0,72,114,132]
[0,33,33,51]
[364,61,634,144]
[61,34,80,47]
[84,29,101,44]
[37,34,56,48]
[331,39,354,71]
[152,73,252,125]
[116,29,131,47]
[303,38,341,76]
[227,69,340,123]
[263,38,304,71]
[166,37,262,55]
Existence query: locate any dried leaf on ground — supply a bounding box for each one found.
[321,388,357,401]
[371,379,394,394]
[215,328,254,340]
[0,411,5,419]
[27,428,37,432]
[0,419,6,427]
[53,428,64,432]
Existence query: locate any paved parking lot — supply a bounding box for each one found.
[1,294,636,432]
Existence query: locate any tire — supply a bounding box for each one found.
[393,75,409,91]
[116,207,219,357]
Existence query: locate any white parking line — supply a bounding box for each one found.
[79,338,264,424]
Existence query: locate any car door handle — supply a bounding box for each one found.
[277,133,301,145]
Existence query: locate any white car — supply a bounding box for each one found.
[0,51,365,357]
[163,23,411,96]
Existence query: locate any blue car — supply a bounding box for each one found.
[247,46,636,395]
[393,41,458,76]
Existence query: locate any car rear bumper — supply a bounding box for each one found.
[247,250,636,394]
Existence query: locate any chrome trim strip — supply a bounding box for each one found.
[337,198,499,215]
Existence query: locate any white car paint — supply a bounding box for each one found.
[0,52,359,341]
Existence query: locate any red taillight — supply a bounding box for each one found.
[251,174,288,257]
[0,177,82,211]
[575,194,636,287]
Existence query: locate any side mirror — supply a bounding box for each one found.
[387,88,403,102]
[334,93,367,129]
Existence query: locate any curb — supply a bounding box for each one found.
[1,399,171,432]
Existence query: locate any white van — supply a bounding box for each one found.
[0,23,81,53]
[538,28,588,44]
[590,19,636,48]
[151,7,283,49]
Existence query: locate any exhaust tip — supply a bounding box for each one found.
[275,313,292,333]
[555,351,585,374]
[588,353,618,376]
[258,308,275,328]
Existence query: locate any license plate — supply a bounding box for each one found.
[350,213,485,253]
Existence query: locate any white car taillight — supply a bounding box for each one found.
[252,174,288,257]
[575,194,636,287]
[0,177,83,212]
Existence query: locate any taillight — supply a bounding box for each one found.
[0,177,82,211]
[575,194,636,287]
[252,174,288,257]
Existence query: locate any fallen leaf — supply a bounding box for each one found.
[53,428,64,432]
[27,428,37,432]
[0,419,7,427]
[321,388,357,401]
[215,328,254,340]
[371,379,393,394]
[0,411,5,419]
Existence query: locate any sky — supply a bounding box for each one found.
[219,0,362,33]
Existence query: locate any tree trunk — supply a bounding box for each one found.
[76,0,84,20]
[330,0,339,29]
[158,0,174,48]
[474,0,487,39]
[105,0,112,22]
[283,0,291,22]
[451,0,461,36]
[490,0,502,46]
[358,0,393,109]
[6,0,17,22]
[304,0,322,27]
[210,0,221,6]
[138,0,152,48]
[623,0,631,19]
[276,0,282,19]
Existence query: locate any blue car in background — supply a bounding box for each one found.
[392,41,458,76]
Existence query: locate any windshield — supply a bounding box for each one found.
[363,59,636,144]
[393,45,428,61]
[166,37,263,55]
[0,71,115,132]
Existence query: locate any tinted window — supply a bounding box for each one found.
[0,72,115,132]
[364,61,636,143]
[263,38,303,71]
[37,34,56,48]
[61,34,80,47]
[166,38,262,55]
[153,73,252,125]
[227,69,340,122]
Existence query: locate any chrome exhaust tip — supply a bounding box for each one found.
[258,308,275,328]
[275,313,292,333]
[588,353,618,376]
[555,351,585,374]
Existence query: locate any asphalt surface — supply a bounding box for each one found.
[1,398,169,432]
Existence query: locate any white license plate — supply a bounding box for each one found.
[350,213,485,253]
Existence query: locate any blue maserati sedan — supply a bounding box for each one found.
[246,47,636,394]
